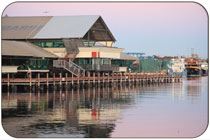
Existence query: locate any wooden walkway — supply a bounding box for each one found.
[2,72,182,89]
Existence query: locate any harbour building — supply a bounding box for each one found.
[2,15,137,77]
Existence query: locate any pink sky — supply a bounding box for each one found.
[2,2,208,58]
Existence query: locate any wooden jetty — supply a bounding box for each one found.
[2,72,182,91]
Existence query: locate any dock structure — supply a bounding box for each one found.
[2,15,183,93]
[2,72,182,91]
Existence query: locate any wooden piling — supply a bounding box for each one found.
[59,73,62,87]
[72,73,74,86]
[135,72,138,83]
[120,72,122,83]
[38,73,40,88]
[88,72,90,85]
[102,72,105,84]
[65,73,68,87]
[7,73,10,89]
[128,72,131,83]
[112,72,114,83]
[53,73,55,87]
[77,73,80,86]
[132,73,135,83]
[46,73,49,88]
[98,72,100,85]
[93,72,96,84]
[82,74,85,86]
[107,72,110,84]
[29,72,32,89]
[116,72,118,84]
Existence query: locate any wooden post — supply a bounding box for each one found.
[124,73,126,83]
[93,72,95,84]
[59,72,62,87]
[107,72,110,84]
[135,72,138,84]
[103,72,105,84]
[77,74,80,87]
[46,73,49,88]
[65,73,68,87]
[88,72,90,85]
[145,72,147,84]
[128,72,130,83]
[72,73,74,86]
[112,72,114,83]
[156,72,158,83]
[29,72,32,89]
[98,72,100,85]
[148,72,151,84]
[38,73,40,88]
[82,74,85,86]
[116,72,118,84]
[126,72,129,82]
[7,73,10,89]
[53,73,55,87]
[132,73,134,83]
[120,72,122,83]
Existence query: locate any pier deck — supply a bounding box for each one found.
[2,72,182,89]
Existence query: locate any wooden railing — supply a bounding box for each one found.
[79,64,119,72]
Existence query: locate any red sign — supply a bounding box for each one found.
[92,52,100,58]
[92,52,97,58]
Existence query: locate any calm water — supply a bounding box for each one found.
[1,76,208,138]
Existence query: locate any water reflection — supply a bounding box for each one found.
[2,77,208,138]
[186,79,201,97]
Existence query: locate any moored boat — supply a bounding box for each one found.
[200,61,208,76]
[185,59,201,77]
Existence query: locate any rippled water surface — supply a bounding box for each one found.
[1,77,208,138]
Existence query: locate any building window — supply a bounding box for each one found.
[84,41,95,47]
[103,58,110,64]
[32,41,65,48]
[79,58,92,65]
[93,58,101,65]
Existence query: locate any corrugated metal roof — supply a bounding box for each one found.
[2,15,115,40]
[34,15,100,39]
[2,16,52,39]
[120,53,138,60]
[2,40,58,58]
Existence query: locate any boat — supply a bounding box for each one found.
[168,58,186,76]
[185,49,203,77]
[200,61,208,76]
[185,59,201,77]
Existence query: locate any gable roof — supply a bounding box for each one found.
[34,16,99,39]
[2,15,116,41]
[2,40,58,58]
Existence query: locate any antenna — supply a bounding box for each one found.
[191,48,194,58]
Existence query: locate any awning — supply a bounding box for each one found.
[2,40,58,58]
